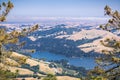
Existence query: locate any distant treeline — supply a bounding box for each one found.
[20,36,103,57]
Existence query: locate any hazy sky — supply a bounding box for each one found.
[8,0,120,16]
[2,0,120,21]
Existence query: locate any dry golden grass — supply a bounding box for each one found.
[26,59,62,74]
[57,76,80,80]
[66,29,120,53]
[10,52,62,74]
[16,77,36,80]
[16,76,80,80]
[8,52,79,80]
[78,38,114,53]
[5,58,20,67]
[67,29,118,41]
[9,67,34,75]
[11,52,28,58]
[55,29,120,54]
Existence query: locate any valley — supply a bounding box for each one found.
[1,19,120,79]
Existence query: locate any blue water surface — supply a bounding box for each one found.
[31,51,97,69]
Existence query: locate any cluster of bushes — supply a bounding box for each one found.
[21,64,39,74]
[50,59,88,78]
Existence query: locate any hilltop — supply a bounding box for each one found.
[66,29,120,53]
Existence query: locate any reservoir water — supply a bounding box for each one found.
[31,51,97,69]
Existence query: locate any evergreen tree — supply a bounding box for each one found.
[0,0,38,80]
[88,6,120,80]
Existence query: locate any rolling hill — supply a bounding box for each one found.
[5,52,81,80]
[57,29,120,54]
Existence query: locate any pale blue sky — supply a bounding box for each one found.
[2,0,120,21]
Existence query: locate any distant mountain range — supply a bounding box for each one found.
[7,17,109,22]
[1,21,120,57]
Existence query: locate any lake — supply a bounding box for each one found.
[31,51,97,69]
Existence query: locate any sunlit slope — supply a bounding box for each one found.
[57,29,120,53]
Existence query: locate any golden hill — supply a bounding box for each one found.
[7,52,80,80]
[56,29,120,54]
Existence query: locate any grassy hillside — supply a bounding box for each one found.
[7,52,81,80]
[59,29,120,54]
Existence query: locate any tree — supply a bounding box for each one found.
[89,5,120,80]
[0,0,14,22]
[0,69,17,80]
[0,0,38,80]
[100,5,120,31]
